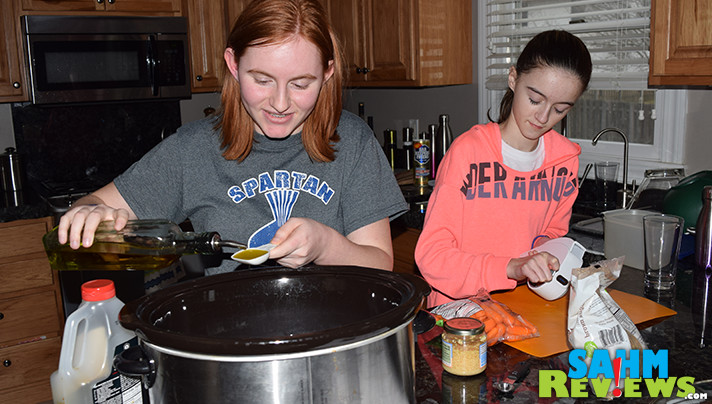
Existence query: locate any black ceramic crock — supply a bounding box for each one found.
[119,265,430,355]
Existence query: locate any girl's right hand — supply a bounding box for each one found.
[506,251,559,284]
[57,204,131,249]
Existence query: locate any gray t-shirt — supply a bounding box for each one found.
[115,110,407,273]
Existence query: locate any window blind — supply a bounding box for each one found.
[485,0,650,91]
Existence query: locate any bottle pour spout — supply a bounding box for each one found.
[213,238,248,251]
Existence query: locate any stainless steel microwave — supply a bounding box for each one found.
[21,15,191,104]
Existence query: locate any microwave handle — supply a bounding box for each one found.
[147,35,158,96]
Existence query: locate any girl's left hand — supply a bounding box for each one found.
[268,217,334,268]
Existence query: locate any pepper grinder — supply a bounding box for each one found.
[693,186,712,347]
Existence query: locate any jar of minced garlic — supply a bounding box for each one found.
[441,317,487,376]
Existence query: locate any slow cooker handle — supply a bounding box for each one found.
[113,344,157,388]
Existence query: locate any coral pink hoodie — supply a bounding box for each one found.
[415,122,580,307]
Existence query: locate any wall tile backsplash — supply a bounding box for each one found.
[11,101,181,196]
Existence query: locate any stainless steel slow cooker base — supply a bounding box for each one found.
[141,322,415,404]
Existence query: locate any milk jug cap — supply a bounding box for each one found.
[81,279,116,301]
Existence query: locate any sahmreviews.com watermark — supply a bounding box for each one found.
[539,349,706,399]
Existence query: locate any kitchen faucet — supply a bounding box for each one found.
[592,128,632,209]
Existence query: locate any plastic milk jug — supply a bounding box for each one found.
[51,279,144,404]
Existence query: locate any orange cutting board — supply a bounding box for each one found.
[492,285,677,358]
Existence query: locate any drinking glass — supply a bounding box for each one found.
[643,214,684,291]
[595,161,619,211]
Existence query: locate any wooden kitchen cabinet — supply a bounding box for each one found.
[0,217,65,403]
[649,0,712,86]
[226,0,249,28]
[18,0,182,14]
[323,0,472,87]
[0,0,26,101]
[182,0,250,93]
[183,0,228,92]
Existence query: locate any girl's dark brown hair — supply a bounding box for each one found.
[216,0,345,162]
[489,30,592,124]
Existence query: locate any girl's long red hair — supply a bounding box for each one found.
[215,0,345,162]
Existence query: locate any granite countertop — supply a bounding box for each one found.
[413,251,711,403]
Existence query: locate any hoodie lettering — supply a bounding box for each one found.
[460,162,576,202]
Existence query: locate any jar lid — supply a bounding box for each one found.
[82,279,116,301]
[444,317,484,335]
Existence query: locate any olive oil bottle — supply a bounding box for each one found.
[43,219,246,271]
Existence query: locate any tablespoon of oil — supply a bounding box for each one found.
[230,243,275,265]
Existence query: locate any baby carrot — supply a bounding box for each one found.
[487,300,517,327]
[481,317,496,333]
[488,323,506,345]
[477,299,504,324]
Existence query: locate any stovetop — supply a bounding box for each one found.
[31,177,107,213]
[39,178,105,199]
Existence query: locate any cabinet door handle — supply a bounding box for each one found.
[108,0,115,3]
[0,312,3,320]
[356,67,370,74]
[196,75,203,81]
[12,82,20,89]
[3,359,11,367]
[97,0,104,3]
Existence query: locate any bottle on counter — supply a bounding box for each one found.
[432,114,453,180]
[693,185,712,347]
[413,131,431,189]
[42,219,246,271]
[427,124,437,180]
[402,127,414,172]
[358,102,366,121]
[384,129,397,171]
[51,279,146,404]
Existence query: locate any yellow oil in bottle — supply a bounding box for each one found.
[45,242,182,271]
[42,220,227,271]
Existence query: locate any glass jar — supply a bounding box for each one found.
[629,168,684,210]
[441,317,487,376]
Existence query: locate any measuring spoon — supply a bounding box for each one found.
[493,361,531,394]
[230,243,275,265]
